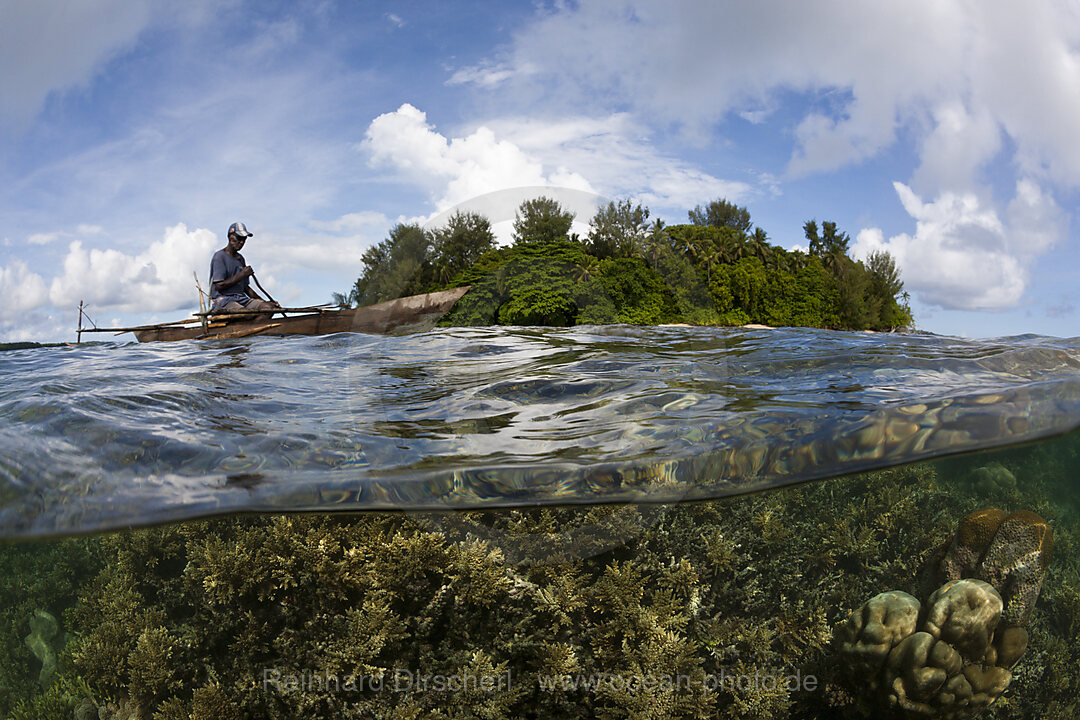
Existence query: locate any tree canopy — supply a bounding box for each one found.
[586,199,649,260]
[512,196,576,245]
[689,198,754,235]
[338,196,913,332]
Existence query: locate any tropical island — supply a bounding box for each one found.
[336,197,913,332]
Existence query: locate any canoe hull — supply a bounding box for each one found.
[133,287,470,342]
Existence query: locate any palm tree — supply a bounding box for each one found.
[700,245,721,283]
[641,220,668,270]
[574,255,600,282]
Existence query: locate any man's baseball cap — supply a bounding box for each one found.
[228,222,253,238]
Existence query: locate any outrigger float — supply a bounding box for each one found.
[76,286,471,343]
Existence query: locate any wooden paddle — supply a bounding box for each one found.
[250,271,284,316]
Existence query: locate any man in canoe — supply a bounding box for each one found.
[209,222,280,314]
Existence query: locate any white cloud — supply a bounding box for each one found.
[25,224,105,247]
[364,104,593,210]
[48,224,217,314]
[480,1,1080,192]
[308,212,390,235]
[1005,178,1064,256]
[0,0,153,126]
[484,114,751,212]
[912,102,1002,194]
[0,260,49,321]
[364,105,750,219]
[853,180,1065,311]
[27,233,62,246]
[446,62,520,88]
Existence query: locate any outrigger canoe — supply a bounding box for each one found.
[77,286,471,343]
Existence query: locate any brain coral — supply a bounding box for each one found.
[835,590,921,678]
[922,579,1002,662]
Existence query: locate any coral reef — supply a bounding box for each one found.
[923,580,1002,661]
[837,505,1058,719]
[838,579,1019,718]
[977,510,1054,626]
[0,431,1077,719]
[967,463,1016,496]
[834,590,920,677]
[927,508,1054,626]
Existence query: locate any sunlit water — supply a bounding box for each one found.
[1,326,1078,539]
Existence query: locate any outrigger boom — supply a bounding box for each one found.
[76,287,471,343]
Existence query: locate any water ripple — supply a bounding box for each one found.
[0,327,1078,538]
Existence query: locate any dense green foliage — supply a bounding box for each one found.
[511,196,577,246]
[338,196,914,331]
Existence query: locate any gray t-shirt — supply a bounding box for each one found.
[209,249,250,306]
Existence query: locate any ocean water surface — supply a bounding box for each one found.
[0,326,1078,538]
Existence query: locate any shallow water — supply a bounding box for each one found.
[1,326,1079,538]
[1,327,1078,719]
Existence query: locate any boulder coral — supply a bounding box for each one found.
[834,590,920,678]
[838,581,1015,718]
[883,631,962,715]
[928,507,1053,626]
[975,510,1053,626]
[922,580,1002,662]
[934,508,1005,584]
[836,508,1053,719]
[967,463,1016,495]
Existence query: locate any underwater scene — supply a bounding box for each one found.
[0,326,1078,719]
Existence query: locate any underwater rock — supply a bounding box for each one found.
[24,608,60,687]
[835,590,921,677]
[923,579,1002,662]
[968,463,1016,495]
[975,510,1053,626]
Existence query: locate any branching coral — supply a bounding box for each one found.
[1,440,1077,720]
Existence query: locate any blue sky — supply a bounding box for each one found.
[2,0,1078,342]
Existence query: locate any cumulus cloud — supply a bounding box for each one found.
[48,224,217,314]
[455,0,1078,319]
[364,105,750,219]
[0,261,49,322]
[364,104,593,210]
[853,180,1065,310]
[0,0,153,127]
